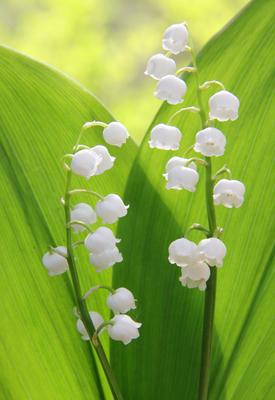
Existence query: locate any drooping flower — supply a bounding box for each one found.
[84,227,120,254]
[89,247,123,272]
[91,145,115,175]
[162,23,189,55]
[165,156,197,173]
[213,179,245,208]
[42,246,68,276]
[164,165,199,191]
[70,203,97,232]
[95,194,129,224]
[106,287,136,314]
[194,127,226,157]
[108,314,142,345]
[71,149,102,179]
[154,75,187,104]
[149,124,182,150]
[198,237,227,267]
[168,238,199,267]
[209,90,240,121]
[144,53,177,80]
[179,262,210,291]
[103,122,129,147]
[76,311,104,341]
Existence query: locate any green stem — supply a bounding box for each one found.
[64,141,124,400]
[190,47,218,400]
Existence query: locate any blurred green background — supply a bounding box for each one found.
[0,0,248,141]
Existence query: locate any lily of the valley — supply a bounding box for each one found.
[162,23,189,55]
[42,246,68,276]
[209,90,240,121]
[96,194,129,224]
[107,287,136,314]
[85,227,120,253]
[103,122,129,147]
[145,53,176,80]
[92,145,115,175]
[149,123,182,150]
[89,247,123,272]
[108,314,142,345]
[154,75,187,104]
[76,311,104,341]
[194,127,226,157]
[71,149,102,179]
[168,238,199,267]
[198,238,227,267]
[213,179,245,208]
[179,263,210,291]
[164,165,199,192]
[70,203,97,232]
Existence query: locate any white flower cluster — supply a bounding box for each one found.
[169,238,226,290]
[42,120,141,345]
[77,287,141,345]
[146,23,245,290]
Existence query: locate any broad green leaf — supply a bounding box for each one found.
[112,1,275,399]
[0,45,137,399]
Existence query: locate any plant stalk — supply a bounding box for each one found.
[64,143,123,400]
[189,47,218,400]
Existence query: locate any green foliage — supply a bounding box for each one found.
[0,45,136,399]
[112,0,275,399]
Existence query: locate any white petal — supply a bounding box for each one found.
[154,75,187,104]
[162,23,189,54]
[70,203,97,232]
[84,227,119,253]
[89,247,123,272]
[103,122,129,147]
[145,53,176,80]
[164,166,199,192]
[91,145,115,175]
[96,194,129,224]
[149,124,182,150]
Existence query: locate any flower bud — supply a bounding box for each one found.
[108,314,142,345]
[91,145,115,175]
[209,90,240,121]
[71,149,102,179]
[164,165,199,191]
[194,127,226,157]
[154,75,187,104]
[95,194,129,224]
[198,238,226,267]
[144,53,176,80]
[106,287,136,313]
[168,238,199,267]
[84,227,120,253]
[42,246,68,276]
[89,247,123,272]
[149,124,182,150]
[213,179,245,208]
[103,122,129,147]
[165,157,197,173]
[162,23,189,55]
[76,311,104,341]
[70,203,97,232]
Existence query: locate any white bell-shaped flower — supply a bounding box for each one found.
[165,156,197,173]
[42,246,68,276]
[70,203,97,232]
[84,227,120,254]
[144,53,176,80]
[89,247,123,272]
[154,75,187,105]
[162,23,189,55]
[213,179,245,208]
[71,149,102,179]
[164,165,199,191]
[168,238,199,267]
[179,262,210,291]
[76,311,104,341]
[149,124,182,150]
[194,127,226,157]
[95,194,129,224]
[91,145,115,175]
[209,90,240,121]
[103,122,129,147]
[108,314,142,345]
[198,238,226,267]
[106,287,136,314]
